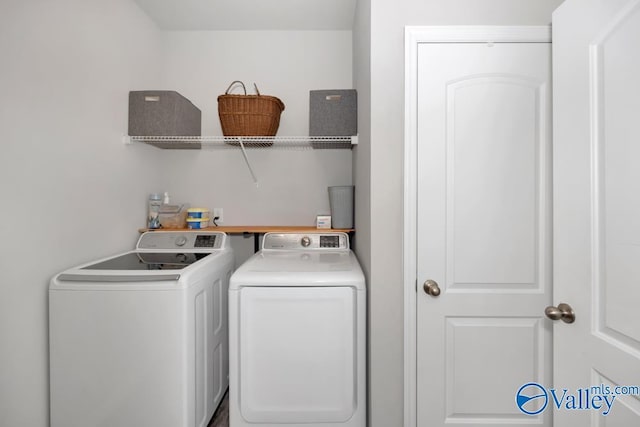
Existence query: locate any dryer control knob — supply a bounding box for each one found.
[301,236,311,247]
[175,236,188,247]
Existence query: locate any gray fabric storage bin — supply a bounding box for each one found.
[128,91,201,148]
[309,89,357,136]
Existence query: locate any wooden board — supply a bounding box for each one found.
[139,226,354,234]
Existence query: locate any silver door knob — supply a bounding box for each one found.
[423,280,441,297]
[545,303,575,324]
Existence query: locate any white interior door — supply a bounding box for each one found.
[414,31,552,426]
[553,0,640,424]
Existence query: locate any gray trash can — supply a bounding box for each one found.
[328,186,354,229]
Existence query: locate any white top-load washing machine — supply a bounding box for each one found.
[229,232,366,427]
[49,231,234,427]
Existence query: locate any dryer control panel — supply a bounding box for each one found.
[263,233,349,250]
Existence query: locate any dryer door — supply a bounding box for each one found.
[237,286,357,423]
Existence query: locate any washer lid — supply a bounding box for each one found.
[51,249,226,286]
[80,252,210,271]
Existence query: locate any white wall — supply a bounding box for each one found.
[0,4,354,425]
[359,1,565,426]
[155,30,354,264]
[157,30,353,225]
[0,1,164,424]
[352,0,372,422]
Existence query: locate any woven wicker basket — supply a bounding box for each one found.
[217,81,285,141]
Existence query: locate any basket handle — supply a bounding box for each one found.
[225,81,246,95]
[224,81,264,96]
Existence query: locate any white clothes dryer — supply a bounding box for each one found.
[229,232,366,427]
[49,231,234,427]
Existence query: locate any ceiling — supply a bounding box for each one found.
[133,0,357,31]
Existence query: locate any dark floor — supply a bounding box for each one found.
[207,389,229,427]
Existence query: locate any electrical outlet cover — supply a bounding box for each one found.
[213,208,223,223]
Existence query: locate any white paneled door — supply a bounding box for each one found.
[553,0,640,425]
[415,35,553,426]
[404,27,553,427]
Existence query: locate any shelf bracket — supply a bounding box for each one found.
[236,138,259,187]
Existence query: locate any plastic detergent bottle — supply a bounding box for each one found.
[148,193,162,229]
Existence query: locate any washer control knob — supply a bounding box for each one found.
[175,236,188,247]
[301,236,311,247]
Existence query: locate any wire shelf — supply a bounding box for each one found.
[124,135,357,186]
[125,135,357,150]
